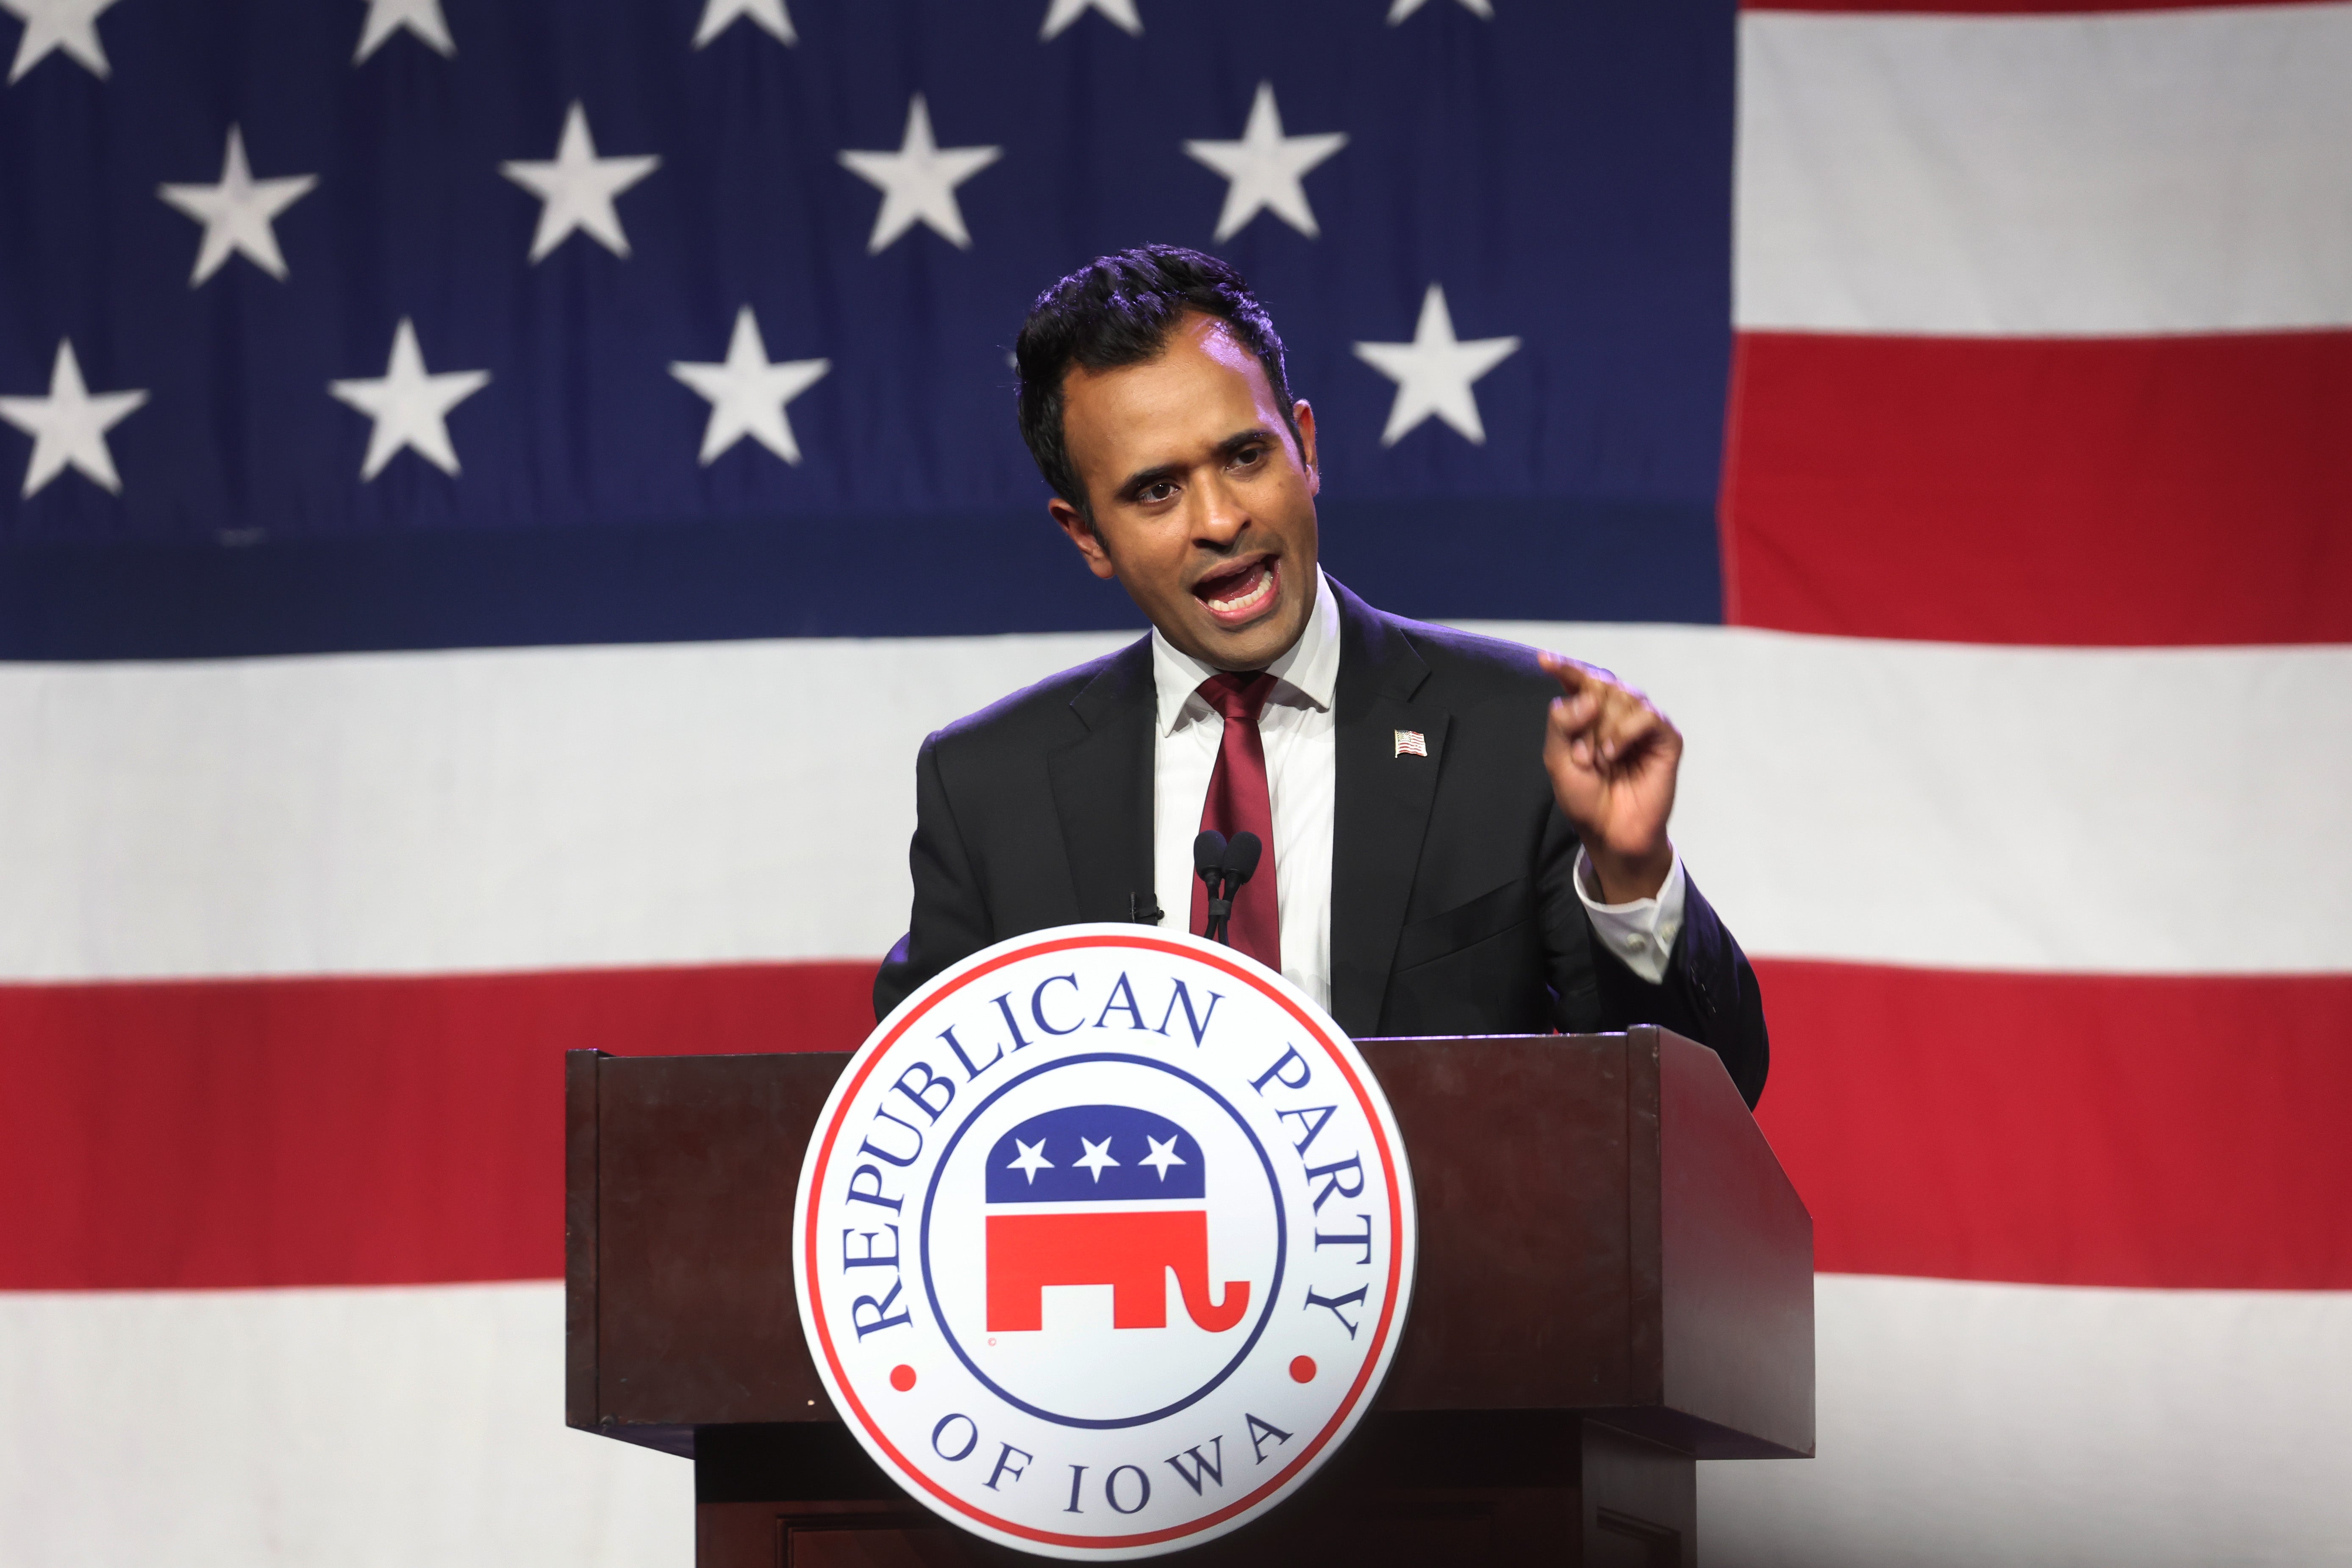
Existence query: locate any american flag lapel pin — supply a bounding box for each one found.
[1394,729,1428,758]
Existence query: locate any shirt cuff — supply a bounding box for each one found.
[1573,847,1686,986]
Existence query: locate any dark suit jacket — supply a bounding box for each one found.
[874,580,1768,1106]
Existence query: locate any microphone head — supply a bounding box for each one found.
[1222,831,1263,886]
[1193,830,1229,883]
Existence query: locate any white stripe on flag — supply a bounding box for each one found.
[1736,4,2352,336]
[0,1283,687,1568]
[1,628,2346,981]
[1704,1274,2352,1567]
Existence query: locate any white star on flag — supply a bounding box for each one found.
[157,126,319,286]
[670,306,830,466]
[1184,81,1347,242]
[354,0,453,63]
[1005,1138,1054,1184]
[1140,1135,1186,1179]
[2,0,125,83]
[500,103,661,263]
[329,318,489,481]
[1353,284,1521,446]
[0,339,146,497]
[692,0,793,49]
[1040,0,1140,41]
[1387,0,1492,22]
[1074,1136,1120,1182]
[838,94,1002,254]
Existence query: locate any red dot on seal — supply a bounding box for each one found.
[1289,1356,1316,1384]
[890,1365,917,1392]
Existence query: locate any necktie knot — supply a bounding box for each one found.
[1197,670,1277,726]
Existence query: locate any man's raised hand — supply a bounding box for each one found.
[1538,652,1680,903]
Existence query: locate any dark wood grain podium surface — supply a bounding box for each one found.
[568,1027,1813,1565]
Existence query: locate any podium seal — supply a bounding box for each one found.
[795,925,1417,1559]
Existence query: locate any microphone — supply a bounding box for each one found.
[1193,830,1227,884]
[1193,830,1263,947]
[1194,831,1233,943]
[1221,831,1262,891]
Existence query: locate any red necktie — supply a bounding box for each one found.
[1191,672,1281,971]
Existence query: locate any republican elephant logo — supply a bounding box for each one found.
[983,1104,1251,1334]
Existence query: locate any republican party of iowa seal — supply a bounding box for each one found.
[794,925,1417,1559]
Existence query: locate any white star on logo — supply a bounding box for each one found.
[500,102,660,264]
[692,0,793,49]
[670,306,830,466]
[353,0,453,64]
[1352,284,1520,446]
[1387,0,1491,22]
[328,318,489,481]
[1184,81,1347,243]
[1073,1136,1120,1183]
[0,339,146,497]
[1139,1135,1186,1180]
[1005,1138,1054,1184]
[2,0,125,83]
[157,126,318,287]
[838,94,1002,254]
[1040,0,1139,41]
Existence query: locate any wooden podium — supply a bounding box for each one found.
[566,1027,1813,1565]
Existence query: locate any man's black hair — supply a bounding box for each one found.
[1015,244,1304,520]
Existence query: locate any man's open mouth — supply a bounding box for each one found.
[1192,556,1280,627]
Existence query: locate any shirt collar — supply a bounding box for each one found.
[1150,565,1341,738]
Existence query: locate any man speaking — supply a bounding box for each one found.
[875,246,1766,1106]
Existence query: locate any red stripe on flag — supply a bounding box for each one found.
[6,960,2347,1291]
[0,964,874,1291]
[1752,959,2352,1290]
[1722,330,2352,646]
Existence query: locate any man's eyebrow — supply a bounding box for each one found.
[1114,429,1280,500]
[1215,427,1280,461]
[1115,460,1183,500]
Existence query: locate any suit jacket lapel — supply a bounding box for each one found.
[1327,581,1448,1036]
[1047,636,1157,925]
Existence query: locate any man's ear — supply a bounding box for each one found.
[1293,400,1320,497]
[1049,497,1120,581]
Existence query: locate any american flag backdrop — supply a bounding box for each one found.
[0,0,2346,1562]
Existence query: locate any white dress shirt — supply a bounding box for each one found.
[1149,569,1688,1008]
